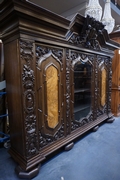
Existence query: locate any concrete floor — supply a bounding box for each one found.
[0,117,120,180]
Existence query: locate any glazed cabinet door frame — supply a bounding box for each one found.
[70,50,94,130]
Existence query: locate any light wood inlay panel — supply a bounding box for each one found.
[46,65,58,128]
[101,68,106,107]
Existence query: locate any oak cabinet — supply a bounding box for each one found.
[109,31,120,116]
[0,0,119,179]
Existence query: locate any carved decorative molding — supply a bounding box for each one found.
[39,123,64,148]
[65,49,71,134]
[20,40,33,65]
[36,45,63,70]
[107,57,112,114]
[22,65,35,87]
[20,40,38,157]
[69,15,105,50]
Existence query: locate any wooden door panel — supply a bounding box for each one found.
[36,44,64,149]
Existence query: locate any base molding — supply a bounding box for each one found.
[15,164,41,179]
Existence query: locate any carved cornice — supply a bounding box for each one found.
[0,1,119,52]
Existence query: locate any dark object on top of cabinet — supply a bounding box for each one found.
[0,0,119,179]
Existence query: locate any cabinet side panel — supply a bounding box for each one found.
[111,90,120,116]
[112,50,120,88]
[4,40,24,155]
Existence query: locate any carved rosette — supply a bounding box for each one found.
[69,16,104,50]
[70,51,93,131]
[20,40,38,157]
[36,45,64,148]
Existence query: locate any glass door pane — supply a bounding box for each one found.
[74,62,92,121]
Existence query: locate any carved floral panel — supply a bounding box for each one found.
[20,40,38,157]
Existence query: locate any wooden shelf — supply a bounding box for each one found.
[74,103,90,113]
[74,88,90,93]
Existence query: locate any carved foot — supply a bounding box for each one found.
[106,117,115,123]
[15,164,41,179]
[64,142,74,151]
[92,126,99,132]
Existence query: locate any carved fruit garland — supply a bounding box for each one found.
[20,40,38,157]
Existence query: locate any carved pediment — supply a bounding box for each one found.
[69,15,105,50]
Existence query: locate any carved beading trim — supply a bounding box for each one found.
[20,39,38,157]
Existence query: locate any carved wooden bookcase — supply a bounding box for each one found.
[0,0,119,178]
[109,31,120,116]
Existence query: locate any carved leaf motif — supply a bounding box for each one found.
[20,40,33,64]
[22,65,35,88]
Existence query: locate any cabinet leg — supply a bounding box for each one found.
[15,164,41,179]
[64,142,74,151]
[106,116,115,123]
[92,125,99,132]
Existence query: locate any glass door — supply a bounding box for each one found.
[74,62,92,121]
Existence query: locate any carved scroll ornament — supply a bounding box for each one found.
[69,15,105,50]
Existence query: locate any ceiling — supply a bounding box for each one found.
[28,0,120,30]
[28,0,87,14]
